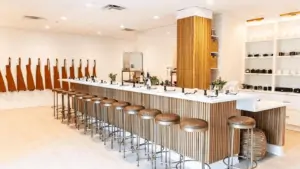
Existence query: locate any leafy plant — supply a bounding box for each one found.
[109,73,117,82]
[212,77,227,90]
[150,76,159,85]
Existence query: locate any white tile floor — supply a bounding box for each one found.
[0,107,300,169]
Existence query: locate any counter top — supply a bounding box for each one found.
[62,79,256,104]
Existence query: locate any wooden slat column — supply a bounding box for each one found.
[177,7,212,89]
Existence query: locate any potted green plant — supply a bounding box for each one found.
[212,77,227,91]
[109,73,117,84]
[150,76,159,85]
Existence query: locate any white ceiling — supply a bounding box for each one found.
[0,0,300,39]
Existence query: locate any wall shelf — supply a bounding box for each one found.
[245,73,272,76]
[246,39,273,43]
[245,57,273,59]
[243,19,300,93]
[277,55,300,58]
[275,74,300,77]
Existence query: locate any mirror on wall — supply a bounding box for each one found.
[123,52,143,71]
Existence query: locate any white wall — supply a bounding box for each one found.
[0,27,135,110]
[215,14,246,82]
[136,25,177,81]
[135,14,246,83]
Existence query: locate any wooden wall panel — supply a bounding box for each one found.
[194,17,211,89]
[177,16,212,89]
[242,107,286,146]
[177,17,194,88]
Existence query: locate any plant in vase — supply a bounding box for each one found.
[212,77,227,91]
[109,73,117,84]
[150,76,159,85]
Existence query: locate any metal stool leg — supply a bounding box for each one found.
[61,94,65,122]
[56,93,59,119]
[53,91,56,118]
[84,100,88,134]
[123,111,126,158]
[67,95,71,125]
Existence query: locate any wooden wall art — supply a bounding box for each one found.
[36,58,44,90]
[0,70,6,92]
[6,57,17,92]
[26,58,35,91]
[62,59,69,91]
[53,58,61,89]
[85,59,90,77]
[78,59,83,78]
[69,59,75,89]
[92,59,96,77]
[44,58,53,90]
[16,58,27,91]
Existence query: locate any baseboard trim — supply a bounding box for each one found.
[267,144,284,156]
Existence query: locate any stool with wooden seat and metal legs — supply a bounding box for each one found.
[52,88,63,119]
[66,91,79,125]
[176,118,211,169]
[60,90,74,123]
[154,113,180,169]
[100,98,117,146]
[82,95,97,134]
[74,93,87,129]
[90,96,107,138]
[223,116,257,169]
[122,105,145,159]
[112,101,130,152]
[137,109,162,167]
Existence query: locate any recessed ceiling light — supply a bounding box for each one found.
[85,3,93,7]
[120,24,125,29]
[153,16,160,19]
[206,0,214,5]
[45,25,50,29]
[60,16,67,20]
[97,31,102,35]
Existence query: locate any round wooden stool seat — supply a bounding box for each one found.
[228,116,256,129]
[138,109,161,120]
[52,88,62,92]
[180,118,208,132]
[83,95,94,101]
[113,101,130,110]
[75,93,86,99]
[68,91,79,97]
[101,99,117,107]
[124,105,145,115]
[155,113,180,126]
[62,90,74,94]
[92,97,107,104]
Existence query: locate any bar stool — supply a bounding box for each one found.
[66,91,78,125]
[223,116,257,169]
[177,118,211,169]
[90,96,107,138]
[100,98,117,146]
[112,101,130,152]
[137,109,162,167]
[52,88,62,119]
[60,90,74,123]
[82,95,96,134]
[155,113,180,169]
[123,105,145,159]
[74,93,86,129]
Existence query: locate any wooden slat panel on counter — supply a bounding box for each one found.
[73,83,241,163]
[242,107,286,146]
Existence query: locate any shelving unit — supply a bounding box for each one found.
[243,18,300,94]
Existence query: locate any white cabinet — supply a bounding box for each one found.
[241,90,300,127]
[286,109,300,126]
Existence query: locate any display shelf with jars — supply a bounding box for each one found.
[243,16,300,96]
